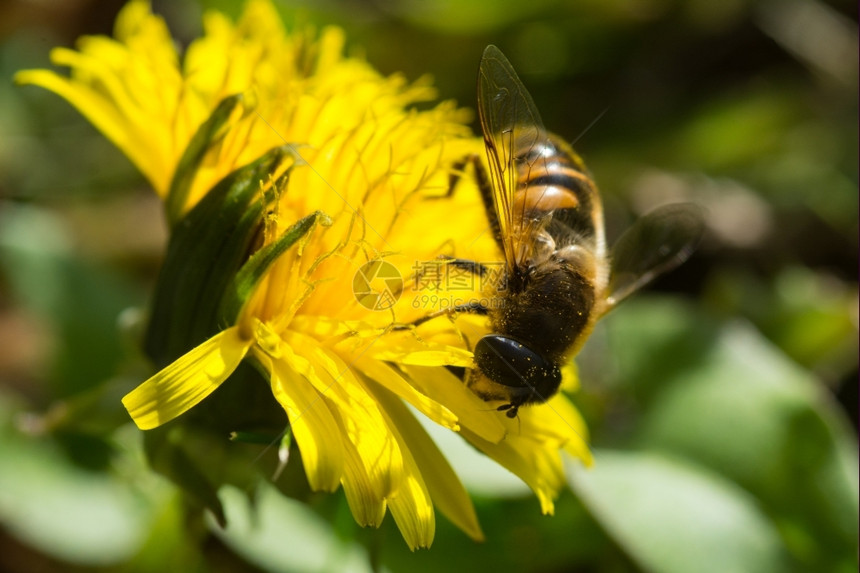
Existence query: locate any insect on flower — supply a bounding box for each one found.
[419,45,705,418]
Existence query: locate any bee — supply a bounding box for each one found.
[457,45,705,418]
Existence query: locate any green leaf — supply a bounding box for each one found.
[144,145,292,367]
[0,394,156,566]
[218,210,329,324]
[595,297,720,400]
[213,481,376,573]
[598,298,859,571]
[567,450,788,573]
[637,320,859,571]
[165,94,244,225]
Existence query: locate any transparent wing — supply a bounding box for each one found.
[477,45,549,269]
[605,203,705,309]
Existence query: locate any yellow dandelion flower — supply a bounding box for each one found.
[17,0,592,549]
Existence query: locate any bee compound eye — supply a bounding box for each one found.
[474,335,561,391]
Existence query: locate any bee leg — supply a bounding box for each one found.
[444,156,471,198]
[391,300,489,330]
[434,154,504,254]
[438,256,490,278]
[455,155,504,254]
[402,257,487,301]
[420,155,474,199]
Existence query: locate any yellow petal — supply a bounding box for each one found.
[114,0,174,49]
[401,365,506,444]
[461,427,566,516]
[259,350,345,492]
[337,417,387,528]
[280,333,404,500]
[532,394,593,467]
[371,383,484,542]
[389,465,435,551]
[368,333,474,367]
[122,326,251,429]
[513,395,588,445]
[354,357,459,431]
[14,69,141,176]
[560,361,580,392]
[364,385,435,550]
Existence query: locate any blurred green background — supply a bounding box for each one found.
[0,0,856,572]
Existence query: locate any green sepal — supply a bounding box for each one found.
[145,145,293,368]
[165,94,244,226]
[218,210,330,324]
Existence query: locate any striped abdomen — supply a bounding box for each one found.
[512,134,604,254]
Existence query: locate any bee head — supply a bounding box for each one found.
[473,335,562,413]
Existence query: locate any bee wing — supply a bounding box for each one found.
[477,45,549,269]
[604,203,705,310]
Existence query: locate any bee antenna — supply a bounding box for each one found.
[570,105,610,147]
